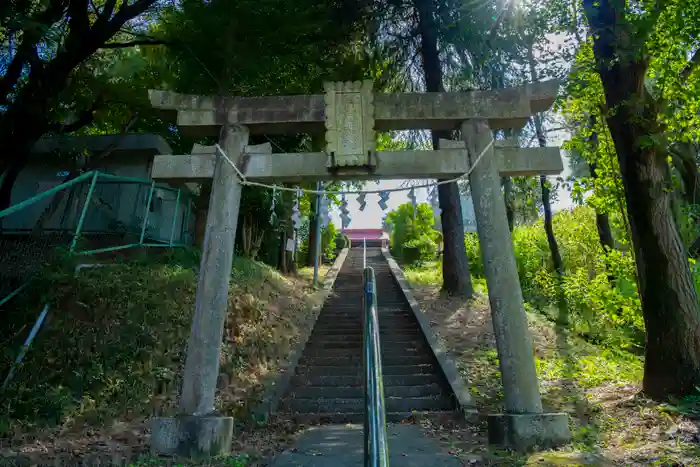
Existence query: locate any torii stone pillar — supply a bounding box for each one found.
[150,125,249,457]
[463,119,570,450]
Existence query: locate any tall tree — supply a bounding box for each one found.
[582,0,700,398]
[413,0,473,296]
[587,116,615,252]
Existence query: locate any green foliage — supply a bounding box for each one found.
[511,207,643,348]
[664,387,700,418]
[335,232,350,250]
[158,0,374,97]
[386,202,436,261]
[321,221,338,262]
[403,235,437,266]
[467,207,644,349]
[464,232,484,277]
[0,251,309,433]
[0,257,197,431]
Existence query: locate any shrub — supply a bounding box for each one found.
[464,232,484,276]
[321,221,338,262]
[403,235,437,265]
[334,232,350,251]
[466,206,644,349]
[386,202,436,259]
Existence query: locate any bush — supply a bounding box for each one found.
[466,206,644,349]
[386,202,436,259]
[464,232,484,276]
[403,235,437,265]
[321,221,338,262]
[334,232,350,250]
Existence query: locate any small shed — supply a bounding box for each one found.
[2,134,194,245]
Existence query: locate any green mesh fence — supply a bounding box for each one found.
[0,171,195,306]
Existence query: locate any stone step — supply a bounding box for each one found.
[316,316,414,322]
[304,340,422,351]
[312,324,416,332]
[295,363,436,377]
[303,333,421,344]
[299,354,433,367]
[279,249,456,421]
[289,373,441,387]
[305,333,421,342]
[302,343,430,357]
[286,383,445,400]
[280,395,453,414]
[276,410,455,425]
[301,346,425,359]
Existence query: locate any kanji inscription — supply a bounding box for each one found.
[324,80,375,168]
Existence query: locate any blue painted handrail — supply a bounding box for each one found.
[363,266,390,467]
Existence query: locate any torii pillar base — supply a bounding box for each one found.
[150,414,234,458]
[487,413,570,451]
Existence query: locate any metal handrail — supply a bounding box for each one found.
[363,237,367,269]
[363,266,390,467]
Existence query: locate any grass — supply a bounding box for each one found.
[404,260,487,293]
[403,261,700,466]
[0,249,327,465]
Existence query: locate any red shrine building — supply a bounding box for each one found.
[343,228,389,248]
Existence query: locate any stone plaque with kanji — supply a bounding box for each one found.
[324,80,375,168]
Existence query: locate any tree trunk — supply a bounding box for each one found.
[539,174,564,277]
[585,0,700,399]
[414,0,472,297]
[589,161,615,251]
[306,208,318,267]
[501,176,515,232]
[532,115,564,277]
[528,46,564,277]
[588,117,616,252]
[278,227,288,273]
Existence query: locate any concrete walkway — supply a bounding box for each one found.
[269,424,462,466]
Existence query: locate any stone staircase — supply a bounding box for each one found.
[277,247,456,423]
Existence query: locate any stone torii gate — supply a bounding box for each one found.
[148,81,570,456]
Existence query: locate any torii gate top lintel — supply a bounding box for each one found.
[148,79,560,136]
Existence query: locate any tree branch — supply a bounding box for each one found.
[94,0,118,29]
[99,39,168,48]
[68,0,91,39]
[111,0,158,26]
[49,95,104,133]
[0,0,67,104]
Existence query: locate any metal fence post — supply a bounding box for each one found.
[70,171,99,253]
[181,198,191,244]
[169,188,181,246]
[139,182,156,245]
[312,182,323,285]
